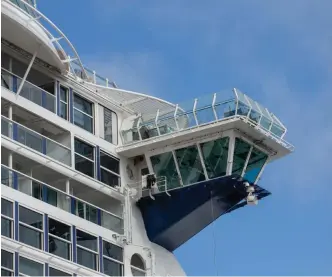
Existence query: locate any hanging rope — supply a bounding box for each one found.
[210,192,219,276]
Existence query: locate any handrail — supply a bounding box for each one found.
[1,67,56,98]
[3,0,88,79]
[1,115,70,151]
[1,164,123,220]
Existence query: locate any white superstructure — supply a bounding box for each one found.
[0,1,293,276]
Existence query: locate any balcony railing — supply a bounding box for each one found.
[1,68,56,113]
[1,165,124,234]
[1,116,71,166]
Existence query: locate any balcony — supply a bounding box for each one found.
[1,164,124,234]
[1,68,56,113]
[1,115,71,166]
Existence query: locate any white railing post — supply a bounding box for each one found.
[233,88,239,116]
[16,47,40,97]
[93,70,96,84]
[106,78,109,87]
[212,93,218,121]
[193,98,199,125]
[155,109,160,136]
[137,117,143,141]
[174,104,179,130]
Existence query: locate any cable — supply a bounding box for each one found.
[210,192,219,276]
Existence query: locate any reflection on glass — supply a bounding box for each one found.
[200,137,229,179]
[175,145,206,186]
[244,147,268,183]
[77,248,97,271]
[76,229,97,251]
[103,241,123,261]
[150,152,180,190]
[232,138,251,175]
[104,258,123,276]
[101,212,123,234]
[1,218,12,238]
[19,224,42,249]
[19,256,43,276]
[49,236,71,260]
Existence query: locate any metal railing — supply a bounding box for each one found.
[1,68,56,113]
[1,116,71,166]
[1,165,124,234]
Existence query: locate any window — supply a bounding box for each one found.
[19,256,43,276]
[100,151,120,188]
[103,240,123,276]
[130,254,146,276]
[232,138,251,175]
[48,218,71,261]
[76,229,98,271]
[1,199,13,239]
[74,138,95,178]
[59,85,68,120]
[49,267,71,276]
[73,94,93,133]
[19,206,43,250]
[99,106,118,144]
[75,200,98,224]
[1,250,14,276]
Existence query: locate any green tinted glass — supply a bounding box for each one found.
[175,145,206,186]
[232,138,251,175]
[244,147,268,182]
[150,152,180,190]
[200,137,229,179]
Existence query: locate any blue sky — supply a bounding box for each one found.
[38,0,332,275]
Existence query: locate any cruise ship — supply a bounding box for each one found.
[0,0,294,276]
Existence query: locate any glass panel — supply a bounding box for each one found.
[86,204,98,224]
[32,181,42,200]
[1,250,13,270]
[100,152,119,174]
[1,117,11,138]
[59,102,68,120]
[244,147,268,183]
[75,139,94,159]
[77,248,97,271]
[59,86,68,102]
[1,199,13,217]
[49,236,71,260]
[103,258,123,276]
[1,167,10,186]
[1,217,12,238]
[103,241,123,262]
[17,126,43,153]
[175,145,206,186]
[19,256,43,276]
[101,212,123,234]
[200,137,229,179]
[232,138,251,175]
[46,139,71,166]
[150,152,180,190]
[44,92,56,113]
[1,70,11,90]
[76,229,97,251]
[45,186,58,207]
[74,94,93,115]
[74,109,93,133]
[48,218,71,240]
[18,174,32,197]
[101,169,120,188]
[104,107,114,144]
[19,225,42,249]
[49,267,71,277]
[19,206,43,229]
[75,154,94,178]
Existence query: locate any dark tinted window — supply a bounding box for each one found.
[100,152,119,174]
[76,229,97,251]
[49,218,71,240]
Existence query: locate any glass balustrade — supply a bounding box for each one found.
[1,68,56,113]
[1,116,71,166]
[1,166,124,234]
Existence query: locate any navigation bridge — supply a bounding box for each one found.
[121,89,294,252]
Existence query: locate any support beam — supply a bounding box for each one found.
[172,150,184,187]
[241,145,253,177]
[226,133,235,175]
[16,47,39,97]
[196,142,209,180]
[254,157,269,185]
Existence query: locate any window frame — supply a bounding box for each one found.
[101,106,118,145]
[48,217,72,261]
[1,249,14,276]
[59,84,69,120]
[48,265,72,276]
[74,138,96,178]
[76,228,99,271]
[130,254,146,276]
[102,239,124,276]
[73,93,94,133]
[99,150,120,188]
[18,204,44,250]
[1,198,14,239]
